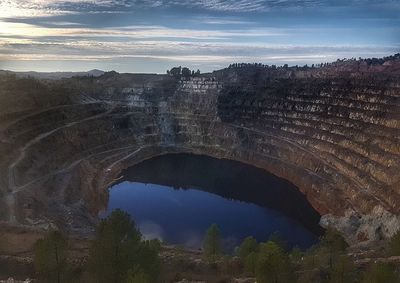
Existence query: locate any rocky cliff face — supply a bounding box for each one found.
[0,57,399,244]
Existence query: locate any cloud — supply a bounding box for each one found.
[1,0,399,18]
[0,0,398,72]
[1,35,396,64]
[192,16,254,25]
[0,22,284,40]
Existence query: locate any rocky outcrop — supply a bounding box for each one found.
[0,56,399,244]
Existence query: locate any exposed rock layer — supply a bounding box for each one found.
[0,58,400,243]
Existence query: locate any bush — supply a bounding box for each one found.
[244,251,258,275]
[87,209,160,283]
[297,246,327,283]
[34,231,69,283]
[328,255,357,283]
[269,232,287,251]
[203,224,222,262]
[289,246,303,263]
[388,230,400,256]
[255,241,294,283]
[321,228,348,269]
[135,240,161,282]
[362,263,399,283]
[126,266,150,283]
[237,236,259,260]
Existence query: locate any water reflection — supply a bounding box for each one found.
[103,154,323,250]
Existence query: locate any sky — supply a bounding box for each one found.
[0,0,399,73]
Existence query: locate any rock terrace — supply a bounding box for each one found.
[0,56,400,244]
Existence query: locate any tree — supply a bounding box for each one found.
[87,209,142,283]
[388,230,400,256]
[362,263,399,283]
[320,228,348,269]
[244,251,258,275]
[169,66,182,77]
[135,240,161,282]
[269,232,287,251]
[289,246,303,263]
[297,245,327,283]
[181,67,191,78]
[34,231,68,283]
[328,255,357,283]
[203,223,222,261]
[126,266,150,283]
[87,210,161,283]
[238,236,259,260]
[255,241,294,283]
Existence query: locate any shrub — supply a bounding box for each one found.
[362,263,399,283]
[388,230,400,256]
[244,251,258,275]
[237,236,259,260]
[320,228,348,269]
[126,266,150,283]
[34,231,68,283]
[328,255,357,283]
[203,224,222,262]
[87,209,160,283]
[255,241,294,283]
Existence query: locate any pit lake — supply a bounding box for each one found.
[102,154,322,251]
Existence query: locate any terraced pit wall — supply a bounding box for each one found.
[0,60,399,244]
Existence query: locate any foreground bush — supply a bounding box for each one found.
[34,231,69,283]
[203,223,222,262]
[362,262,399,283]
[388,230,400,256]
[255,241,294,283]
[237,236,259,260]
[87,209,160,283]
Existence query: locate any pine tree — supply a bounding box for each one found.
[255,241,294,283]
[203,223,222,261]
[238,236,259,260]
[34,231,68,283]
[87,209,142,283]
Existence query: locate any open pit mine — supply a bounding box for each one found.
[1,56,400,245]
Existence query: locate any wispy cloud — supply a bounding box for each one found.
[1,34,396,62]
[191,16,254,25]
[0,22,284,40]
[0,0,398,72]
[1,0,399,18]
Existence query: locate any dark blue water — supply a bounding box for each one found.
[103,154,322,251]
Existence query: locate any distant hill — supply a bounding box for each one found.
[0,69,105,79]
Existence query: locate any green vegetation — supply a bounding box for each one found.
[33,231,69,283]
[87,209,160,283]
[321,228,348,266]
[255,241,294,283]
[269,231,288,251]
[167,66,201,78]
[126,266,150,283]
[328,254,357,283]
[231,227,400,283]
[362,263,398,283]
[32,210,162,283]
[237,236,259,274]
[30,218,400,282]
[203,223,222,262]
[237,236,259,259]
[388,230,400,256]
